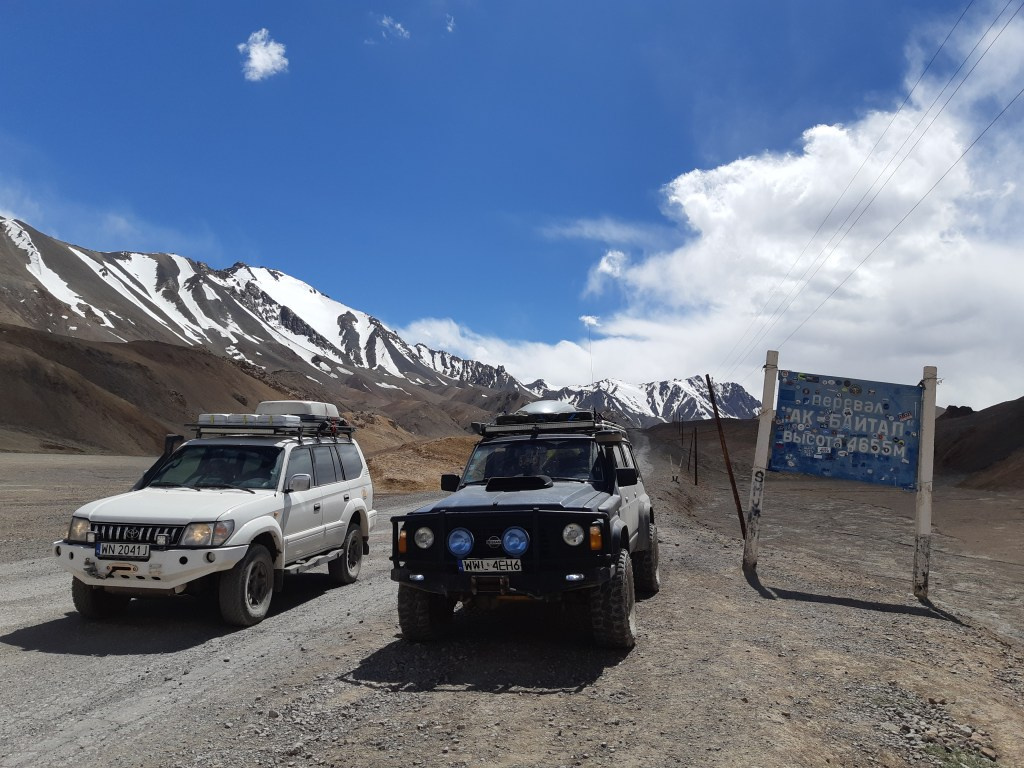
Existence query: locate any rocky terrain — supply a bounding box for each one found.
[0,409,1021,768]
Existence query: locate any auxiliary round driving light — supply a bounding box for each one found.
[447,528,474,557]
[502,526,530,557]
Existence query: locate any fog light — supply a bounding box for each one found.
[86,532,96,543]
[205,552,216,563]
[565,573,585,582]
[156,534,168,546]
[409,574,425,582]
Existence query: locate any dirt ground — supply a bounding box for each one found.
[0,426,1022,768]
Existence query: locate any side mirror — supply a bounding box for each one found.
[287,473,312,493]
[616,467,638,487]
[441,473,461,492]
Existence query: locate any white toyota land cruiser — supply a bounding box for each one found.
[53,400,376,627]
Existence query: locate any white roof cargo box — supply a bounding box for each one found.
[256,401,340,419]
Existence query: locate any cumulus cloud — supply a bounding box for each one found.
[584,250,628,296]
[403,10,1024,409]
[237,28,289,82]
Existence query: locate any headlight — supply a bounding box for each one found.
[68,517,91,543]
[562,523,585,546]
[413,527,435,549]
[447,528,474,557]
[502,526,530,557]
[180,521,235,547]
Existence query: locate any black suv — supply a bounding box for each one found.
[389,400,659,648]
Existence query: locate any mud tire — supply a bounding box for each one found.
[633,522,661,595]
[219,544,274,627]
[590,548,637,648]
[71,577,131,619]
[397,584,454,642]
[328,524,363,585]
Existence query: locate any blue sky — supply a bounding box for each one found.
[2,1,1023,409]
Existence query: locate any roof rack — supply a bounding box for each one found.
[472,400,627,439]
[186,401,354,441]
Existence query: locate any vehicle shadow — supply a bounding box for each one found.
[0,572,340,656]
[742,567,967,625]
[338,603,628,695]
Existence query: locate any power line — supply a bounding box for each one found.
[775,77,1024,350]
[721,0,1024,384]
[716,0,979,376]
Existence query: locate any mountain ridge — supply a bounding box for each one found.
[0,216,759,441]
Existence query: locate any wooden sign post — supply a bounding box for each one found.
[913,366,938,599]
[743,349,778,573]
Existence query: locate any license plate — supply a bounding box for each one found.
[459,558,521,573]
[96,542,150,560]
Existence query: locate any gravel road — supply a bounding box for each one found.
[0,444,1021,768]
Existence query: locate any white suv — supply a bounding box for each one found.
[53,401,377,626]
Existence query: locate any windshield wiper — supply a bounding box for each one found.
[194,483,256,494]
[148,481,201,491]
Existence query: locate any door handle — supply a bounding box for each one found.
[344,494,350,502]
[313,503,322,512]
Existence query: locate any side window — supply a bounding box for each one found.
[286,447,313,486]
[337,443,364,480]
[611,444,628,469]
[620,444,637,470]
[312,446,338,486]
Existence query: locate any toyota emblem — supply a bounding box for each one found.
[125,527,141,540]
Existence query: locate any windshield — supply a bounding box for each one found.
[462,439,604,484]
[147,445,284,490]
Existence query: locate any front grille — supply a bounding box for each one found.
[90,523,185,547]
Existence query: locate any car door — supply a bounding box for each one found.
[312,444,347,551]
[322,442,369,549]
[612,442,641,549]
[280,446,325,560]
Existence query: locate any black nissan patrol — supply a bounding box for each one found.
[389,400,659,648]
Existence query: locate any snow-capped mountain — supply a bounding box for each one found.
[0,216,758,430]
[0,218,522,394]
[528,377,759,427]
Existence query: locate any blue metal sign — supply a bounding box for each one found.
[769,370,923,490]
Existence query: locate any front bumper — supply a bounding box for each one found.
[53,540,249,591]
[391,563,613,599]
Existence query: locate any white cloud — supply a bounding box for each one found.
[237,29,289,82]
[584,249,628,296]
[404,10,1024,410]
[541,216,679,251]
[580,315,600,327]
[446,14,456,33]
[380,16,410,41]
